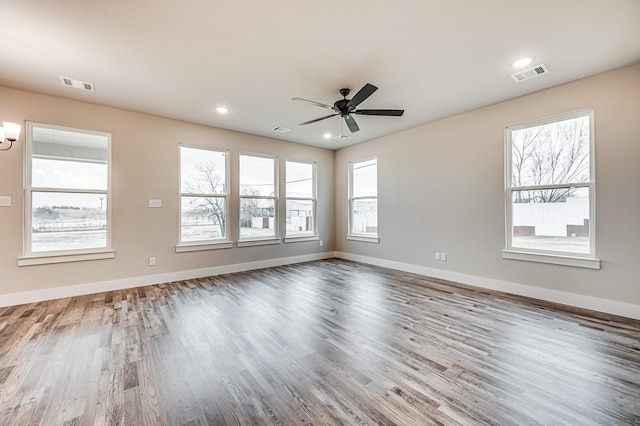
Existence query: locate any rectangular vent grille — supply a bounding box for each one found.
[59,75,95,92]
[510,64,549,82]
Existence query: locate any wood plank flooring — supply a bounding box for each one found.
[1,259,639,425]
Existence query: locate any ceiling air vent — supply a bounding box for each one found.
[510,64,549,82]
[59,75,96,92]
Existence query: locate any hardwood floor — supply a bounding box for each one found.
[1,259,639,425]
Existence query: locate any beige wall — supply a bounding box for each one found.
[2,64,639,309]
[0,87,335,296]
[335,64,640,305]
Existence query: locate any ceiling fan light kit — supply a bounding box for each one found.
[293,83,404,134]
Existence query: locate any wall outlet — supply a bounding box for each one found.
[149,256,156,266]
[435,252,440,260]
[0,196,11,207]
[148,199,162,208]
[319,240,324,247]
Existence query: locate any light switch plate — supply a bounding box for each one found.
[0,196,11,207]
[148,199,162,208]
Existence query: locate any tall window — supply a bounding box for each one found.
[348,158,378,240]
[285,160,316,238]
[24,122,111,258]
[239,153,277,240]
[505,109,596,264]
[179,145,228,244]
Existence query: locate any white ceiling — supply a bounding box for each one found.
[1,0,639,150]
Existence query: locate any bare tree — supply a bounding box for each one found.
[512,117,589,203]
[239,186,270,228]
[183,161,226,236]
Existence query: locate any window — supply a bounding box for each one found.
[21,122,112,265]
[348,158,378,242]
[285,160,317,240]
[239,153,278,243]
[178,145,230,250]
[504,109,599,268]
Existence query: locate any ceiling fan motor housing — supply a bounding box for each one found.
[335,88,352,115]
[334,99,351,116]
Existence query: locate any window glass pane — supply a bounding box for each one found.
[26,123,111,257]
[240,155,275,196]
[511,115,590,187]
[286,199,314,236]
[31,126,108,191]
[32,158,107,190]
[31,192,107,252]
[181,147,226,194]
[240,198,275,238]
[353,159,377,197]
[181,196,226,242]
[286,161,313,198]
[32,127,108,162]
[351,198,378,235]
[511,187,589,254]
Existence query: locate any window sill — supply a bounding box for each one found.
[346,234,380,244]
[237,238,281,248]
[176,241,233,252]
[284,235,319,243]
[502,250,600,269]
[18,250,115,267]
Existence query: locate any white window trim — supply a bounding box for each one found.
[18,250,115,267]
[178,144,231,249]
[348,157,378,239]
[285,160,318,239]
[175,241,233,253]
[346,234,380,244]
[284,235,320,243]
[502,249,600,269]
[237,238,281,247]
[22,121,112,266]
[238,152,279,243]
[503,108,599,269]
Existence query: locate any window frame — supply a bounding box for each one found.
[238,152,280,246]
[19,121,114,266]
[503,108,600,269]
[284,159,318,242]
[347,157,379,243]
[176,144,232,252]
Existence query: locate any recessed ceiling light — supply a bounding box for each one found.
[512,57,533,68]
[216,106,229,114]
[272,126,290,133]
[323,133,332,139]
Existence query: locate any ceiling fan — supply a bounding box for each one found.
[292,83,404,133]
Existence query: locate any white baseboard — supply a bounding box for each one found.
[335,251,640,320]
[0,251,336,307]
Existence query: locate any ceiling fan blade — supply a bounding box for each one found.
[344,115,360,133]
[346,83,378,109]
[354,109,404,116]
[299,113,338,125]
[292,97,334,109]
